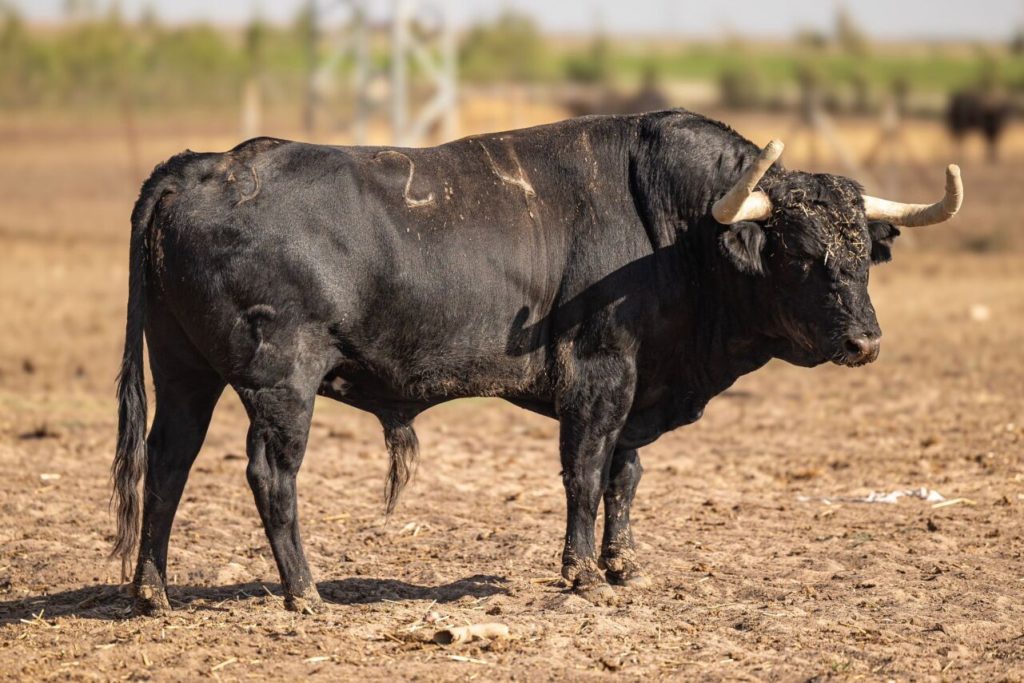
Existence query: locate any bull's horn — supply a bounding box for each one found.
[712,139,784,224]
[862,165,963,227]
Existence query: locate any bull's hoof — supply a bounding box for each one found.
[131,584,171,617]
[284,592,324,615]
[600,550,649,588]
[562,558,619,605]
[607,571,652,588]
[573,581,619,606]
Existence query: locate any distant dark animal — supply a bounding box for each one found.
[946,90,1012,161]
[111,110,963,615]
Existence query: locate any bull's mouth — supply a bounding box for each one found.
[772,325,881,368]
[832,354,876,368]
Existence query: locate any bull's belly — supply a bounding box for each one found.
[318,341,554,412]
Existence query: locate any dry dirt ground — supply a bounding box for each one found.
[0,113,1022,681]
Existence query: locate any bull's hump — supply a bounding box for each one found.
[228,136,290,159]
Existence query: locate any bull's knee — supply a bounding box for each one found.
[608,449,642,493]
[245,452,270,496]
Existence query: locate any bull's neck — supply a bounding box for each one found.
[620,240,773,447]
[682,237,775,397]
[613,116,783,404]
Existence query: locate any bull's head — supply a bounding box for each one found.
[712,140,963,368]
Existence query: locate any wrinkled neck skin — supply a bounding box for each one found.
[664,223,788,396]
[617,121,812,447]
[683,224,813,374]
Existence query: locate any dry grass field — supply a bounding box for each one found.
[1,108,1022,680]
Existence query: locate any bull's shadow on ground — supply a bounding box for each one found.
[0,574,508,623]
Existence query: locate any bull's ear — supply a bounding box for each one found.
[719,221,766,275]
[868,220,901,264]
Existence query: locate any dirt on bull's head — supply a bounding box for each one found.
[770,173,870,266]
[711,137,961,369]
[716,170,895,368]
[759,171,892,368]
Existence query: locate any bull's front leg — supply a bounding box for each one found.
[600,447,650,587]
[556,353,635,605]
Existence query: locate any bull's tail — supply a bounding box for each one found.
[110,168,174,580]
[382,416,419,515]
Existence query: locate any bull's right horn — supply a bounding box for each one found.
[862,165,964,227]
[712,139,784,224]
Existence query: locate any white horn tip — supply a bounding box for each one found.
[765,139,785,159]
[863,163,964,226]
[944,164,964,215]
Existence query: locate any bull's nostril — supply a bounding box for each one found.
[842,335,880,364]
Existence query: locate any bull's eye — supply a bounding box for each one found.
[779,257,815,284]
[789,258,816,282]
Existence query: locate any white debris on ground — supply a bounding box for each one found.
[856,488,946,504]
[798,487,946,505]
[969,303,991,322]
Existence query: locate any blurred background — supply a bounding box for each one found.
[3,1,1024,231]
[1,0,1022,412]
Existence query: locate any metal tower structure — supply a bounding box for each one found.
[304,0,457,146]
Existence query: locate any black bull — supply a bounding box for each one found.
[113,109,905,613]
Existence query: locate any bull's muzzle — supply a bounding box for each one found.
[841,334,881,366]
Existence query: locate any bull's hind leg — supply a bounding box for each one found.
[600,448,650,587]
[133,347,224,616]
[556,353,636,605]
[237,380,321,614]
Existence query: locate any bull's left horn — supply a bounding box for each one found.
[712,139,784,224]
[862,165,964,227]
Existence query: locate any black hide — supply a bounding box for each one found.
[112,109,901,611]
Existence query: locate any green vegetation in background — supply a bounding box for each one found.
[460,11,556,83]
[605,46,1024,91]
[0,5,1021,113]
[0,3,308,110]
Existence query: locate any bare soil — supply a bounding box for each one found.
[1,114,1022,681]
